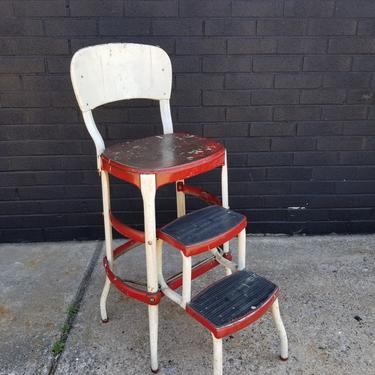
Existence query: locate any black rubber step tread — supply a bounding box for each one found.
[159,205,245,247]
[189,270,277,328]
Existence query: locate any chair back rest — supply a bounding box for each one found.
[70,43,174,163]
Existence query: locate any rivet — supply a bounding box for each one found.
[147,240,153,245]
[150,298,155,302]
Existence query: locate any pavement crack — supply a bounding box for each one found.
[47,241,103,375]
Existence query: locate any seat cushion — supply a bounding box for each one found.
[158,205,247,256]
[101,133,225,188]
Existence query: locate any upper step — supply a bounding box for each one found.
[186,270,279,338]
[158,205,246,256]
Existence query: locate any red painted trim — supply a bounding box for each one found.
[186,287,280,338]
[113,239,141,259]
[167,252,233,290]
[110,211,145,243]
[158,217,247,257]
[103,256,162,305]
[101,146,225,189]
[177,182,221,206]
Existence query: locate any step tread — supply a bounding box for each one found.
[186,270,278,338]
[158,205,246,256]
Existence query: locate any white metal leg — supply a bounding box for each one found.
[176,179,186,218]
[182,254,192,308]
[140,174,159,373]
[238,228,246,271]
[271,298,288,360]
[212,334,223,375]
[221,151,231,276]
[100,170,113,322]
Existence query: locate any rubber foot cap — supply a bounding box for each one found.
[280,356,288,361]
[101,318,109,324]
[151,368,159,373]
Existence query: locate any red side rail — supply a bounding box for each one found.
[177,182,221,206]
[110,211,145,243]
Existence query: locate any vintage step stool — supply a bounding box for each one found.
[71,43,288,375]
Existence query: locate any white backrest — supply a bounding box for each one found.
[71,43,172,110]
[70,43,174,165]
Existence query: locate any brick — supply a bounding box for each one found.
[46,57,70,73]
[300,89,346,104]
[225,73,273,89]
[228,38,276,54]
[291,182,334,194]
[340,151,375,165]
[0,18,43,36]
[180,1,231,17]
[323,73,372,88]
[317,136,364,150]
[205,19,255,36]
[329,38,375,54]
[342,121,375,135]
[274,106,321,121]
[232,1,283,17]
[225,138,270,152]
[322,106,367,120]
[176,74,224,89]
[257,20,306,36]
[271,137,316,151]
[203,123,248,137]
[47,18,97,36]
[294,152,340,165]
[312,166,358,180]
[226,107,272,121]
[0,92,51,108]
[23,75,71,91]
[0,108,78,124]
[176,38,225,55]
[364,137,375,150]
[0,38,69,55]
[357,20,375,36]
[253,56,301,72]
[171,90,201,106]
[247,152,293,166]
[303,56,351,72]
[178,107,225,122]
[125,1,178,17]
[99,18,151,35]
[252,89,299,105]
[14,0,67,16]
[297,121,343,136]
[0,1,13,17]
[284,0,335,17]
[172,56,201,73]
[267,167,312,180]
[0,75,22,90]
[308,19,356,36]
[153,19,203,36]
[275,73,322,88]
[277,37,327,54]
[70,0,123,16]
[203,90,250,106]
[353,56,375,72]
[203,56,251,72]
[335,0,375,17]
[250,122,296,137]
[347,90,375,104]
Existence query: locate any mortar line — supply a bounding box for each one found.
[47,240,104,375]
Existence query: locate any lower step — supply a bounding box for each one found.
[186,270,279,338]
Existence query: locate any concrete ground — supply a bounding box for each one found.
[0,235,374,375]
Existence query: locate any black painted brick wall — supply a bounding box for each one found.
[1,0,375,242]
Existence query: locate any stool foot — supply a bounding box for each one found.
[101,318,109,324]
[151,368,159,374]
[280,356,288,361]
